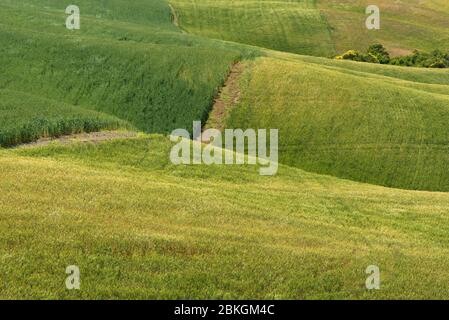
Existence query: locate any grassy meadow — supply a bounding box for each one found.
[221,57,449,192]
[0,0,256,140]
[318,0,449,55]
[0,89,130,147]
[0,0,448,300]
[170,0,335,56]
[170,0,449,56]
[1,135,449,299]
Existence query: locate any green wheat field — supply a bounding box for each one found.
[0,0,448,299]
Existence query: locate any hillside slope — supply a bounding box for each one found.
[170,0,449,56]
[319,0,449,55]
[0,0,448,300]
[2,0,447,190]
[0,136,448,299]
[0,0,255,145]
[170,0,335,56]
[2,0,448,188]
[221,56,449,192]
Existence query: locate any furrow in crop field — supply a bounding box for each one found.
[204,62,247,132]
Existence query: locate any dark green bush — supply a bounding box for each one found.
[337,45,449,68]
[367,44,390,64]
[390,49,449,68]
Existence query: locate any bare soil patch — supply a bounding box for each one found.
[16,131,138,149]
[203,62,246,135]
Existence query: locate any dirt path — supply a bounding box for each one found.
[202,62,246,138]
[16,131,138,149]
[169,3,188,34]
[169,4,180,28]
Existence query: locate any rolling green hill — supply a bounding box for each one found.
[0,0,448,299]
[319,0,449,56]
[169,0,335,56]
[219,55,449,191]
[1,136,449,299]
[0,0,255,145]
[170,0,449,56]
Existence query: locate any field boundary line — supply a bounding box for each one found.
[200,61,247,139]
[168,3,187,33]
